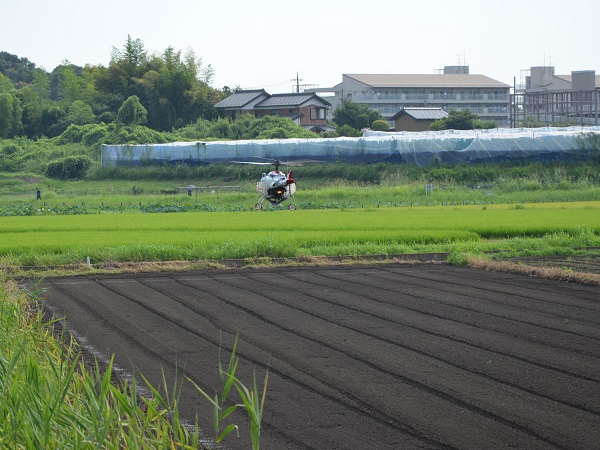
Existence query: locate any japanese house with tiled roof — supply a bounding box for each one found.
[390,107,449,131]
[215,90,332,133]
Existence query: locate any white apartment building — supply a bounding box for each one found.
[316,66,511,127]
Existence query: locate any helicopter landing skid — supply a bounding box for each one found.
[254,196,297,210]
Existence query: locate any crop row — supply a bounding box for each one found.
[1,204,598,266]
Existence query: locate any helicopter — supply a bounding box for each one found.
[232,158,298,210]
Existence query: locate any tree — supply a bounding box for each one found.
[0,92,23,138]
[371,120,390,131]
[332,99,382,130]
[116,95,147,126]
[336,124,362,137]
[0,52,37,87]
[355,114,369,130]
[65,100,96,126]
[0,73,23,138]
[430,109,481,131]
[55,65,96,104]
[20,69,52,137]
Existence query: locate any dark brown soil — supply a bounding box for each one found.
[39,263,600,449]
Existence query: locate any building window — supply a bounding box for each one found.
[310,108,325,120]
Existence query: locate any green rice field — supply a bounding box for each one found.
[1,202,599,267]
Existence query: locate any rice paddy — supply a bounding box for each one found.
[1,202,599,267]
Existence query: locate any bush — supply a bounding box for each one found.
[336,124,362,137]
[355,114,369,130]
[106,125,171,145]
[45,155,92,179]
[56,123,109,146]
[371,120,390,131]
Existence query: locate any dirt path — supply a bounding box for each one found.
[40,263,600,449]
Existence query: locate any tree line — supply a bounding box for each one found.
[0,36,227,139]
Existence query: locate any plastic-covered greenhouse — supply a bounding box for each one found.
[100,126,600,166]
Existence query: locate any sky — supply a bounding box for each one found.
[2,0,599,93]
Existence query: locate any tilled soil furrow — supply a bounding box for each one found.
[311,269,600,357]
[383,265,600,306]
[138,276,453,449]
[280,269,600,380]
[168,273,596,449]
[40,266,600,450]
[234,271,600,414]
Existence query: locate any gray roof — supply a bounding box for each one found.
[344,74,511,89]
[214,89,268,108]
[255,93,331,108]
[391,108,449,121]
[555,74,600,87]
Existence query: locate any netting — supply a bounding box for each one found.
[100,126,600,166]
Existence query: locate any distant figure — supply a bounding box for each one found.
[187,187,193,196]
[36,188,41,200]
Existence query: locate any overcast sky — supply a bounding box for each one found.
[3,0,598,92]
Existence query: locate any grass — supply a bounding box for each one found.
[0,278,204,449]
[465,256,600,286]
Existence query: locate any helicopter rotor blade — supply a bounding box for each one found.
[229,161,272,165]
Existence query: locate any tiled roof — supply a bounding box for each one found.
[214,90,267,108]
[404,108,448,120]
[255,93,330,108]
[345,74,510,88]
[395,108,449,120]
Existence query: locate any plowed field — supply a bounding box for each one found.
[40,264,600,449]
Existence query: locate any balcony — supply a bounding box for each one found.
[349,92,510,103]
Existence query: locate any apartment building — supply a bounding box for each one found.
[317,66,511,127]
[513,66,600,126]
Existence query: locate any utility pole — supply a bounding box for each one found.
[291,72,302,93]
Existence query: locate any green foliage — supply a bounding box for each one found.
[116,95,147,126]
[519,116,546,128]
[355,114,369,130]
[430,108,480,130]
[430,109,497,131]
[0,51,37,86]
[473,119,498,129]
[189,334,268,450]
[2,37,224,138]
[371,119,390,131]
[0,91,23,138]
[0,281,202,448]
[332,99,382,130]
[336,124,362,137]
[106,124,170,144]
[64,100,96,126]
[55,123,108,147]
[172,114,317,141]
[45,155,92,179]
[575,132,600,163]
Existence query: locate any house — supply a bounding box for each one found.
[213,89,270,120]
[513,66,600,126]
[215,90,332,133]
[390,107,449,131]
[315,66,511,127]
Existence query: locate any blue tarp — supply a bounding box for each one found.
[100,126,600,166]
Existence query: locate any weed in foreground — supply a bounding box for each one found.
[188,333,268,450]
[0,278,204,449]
